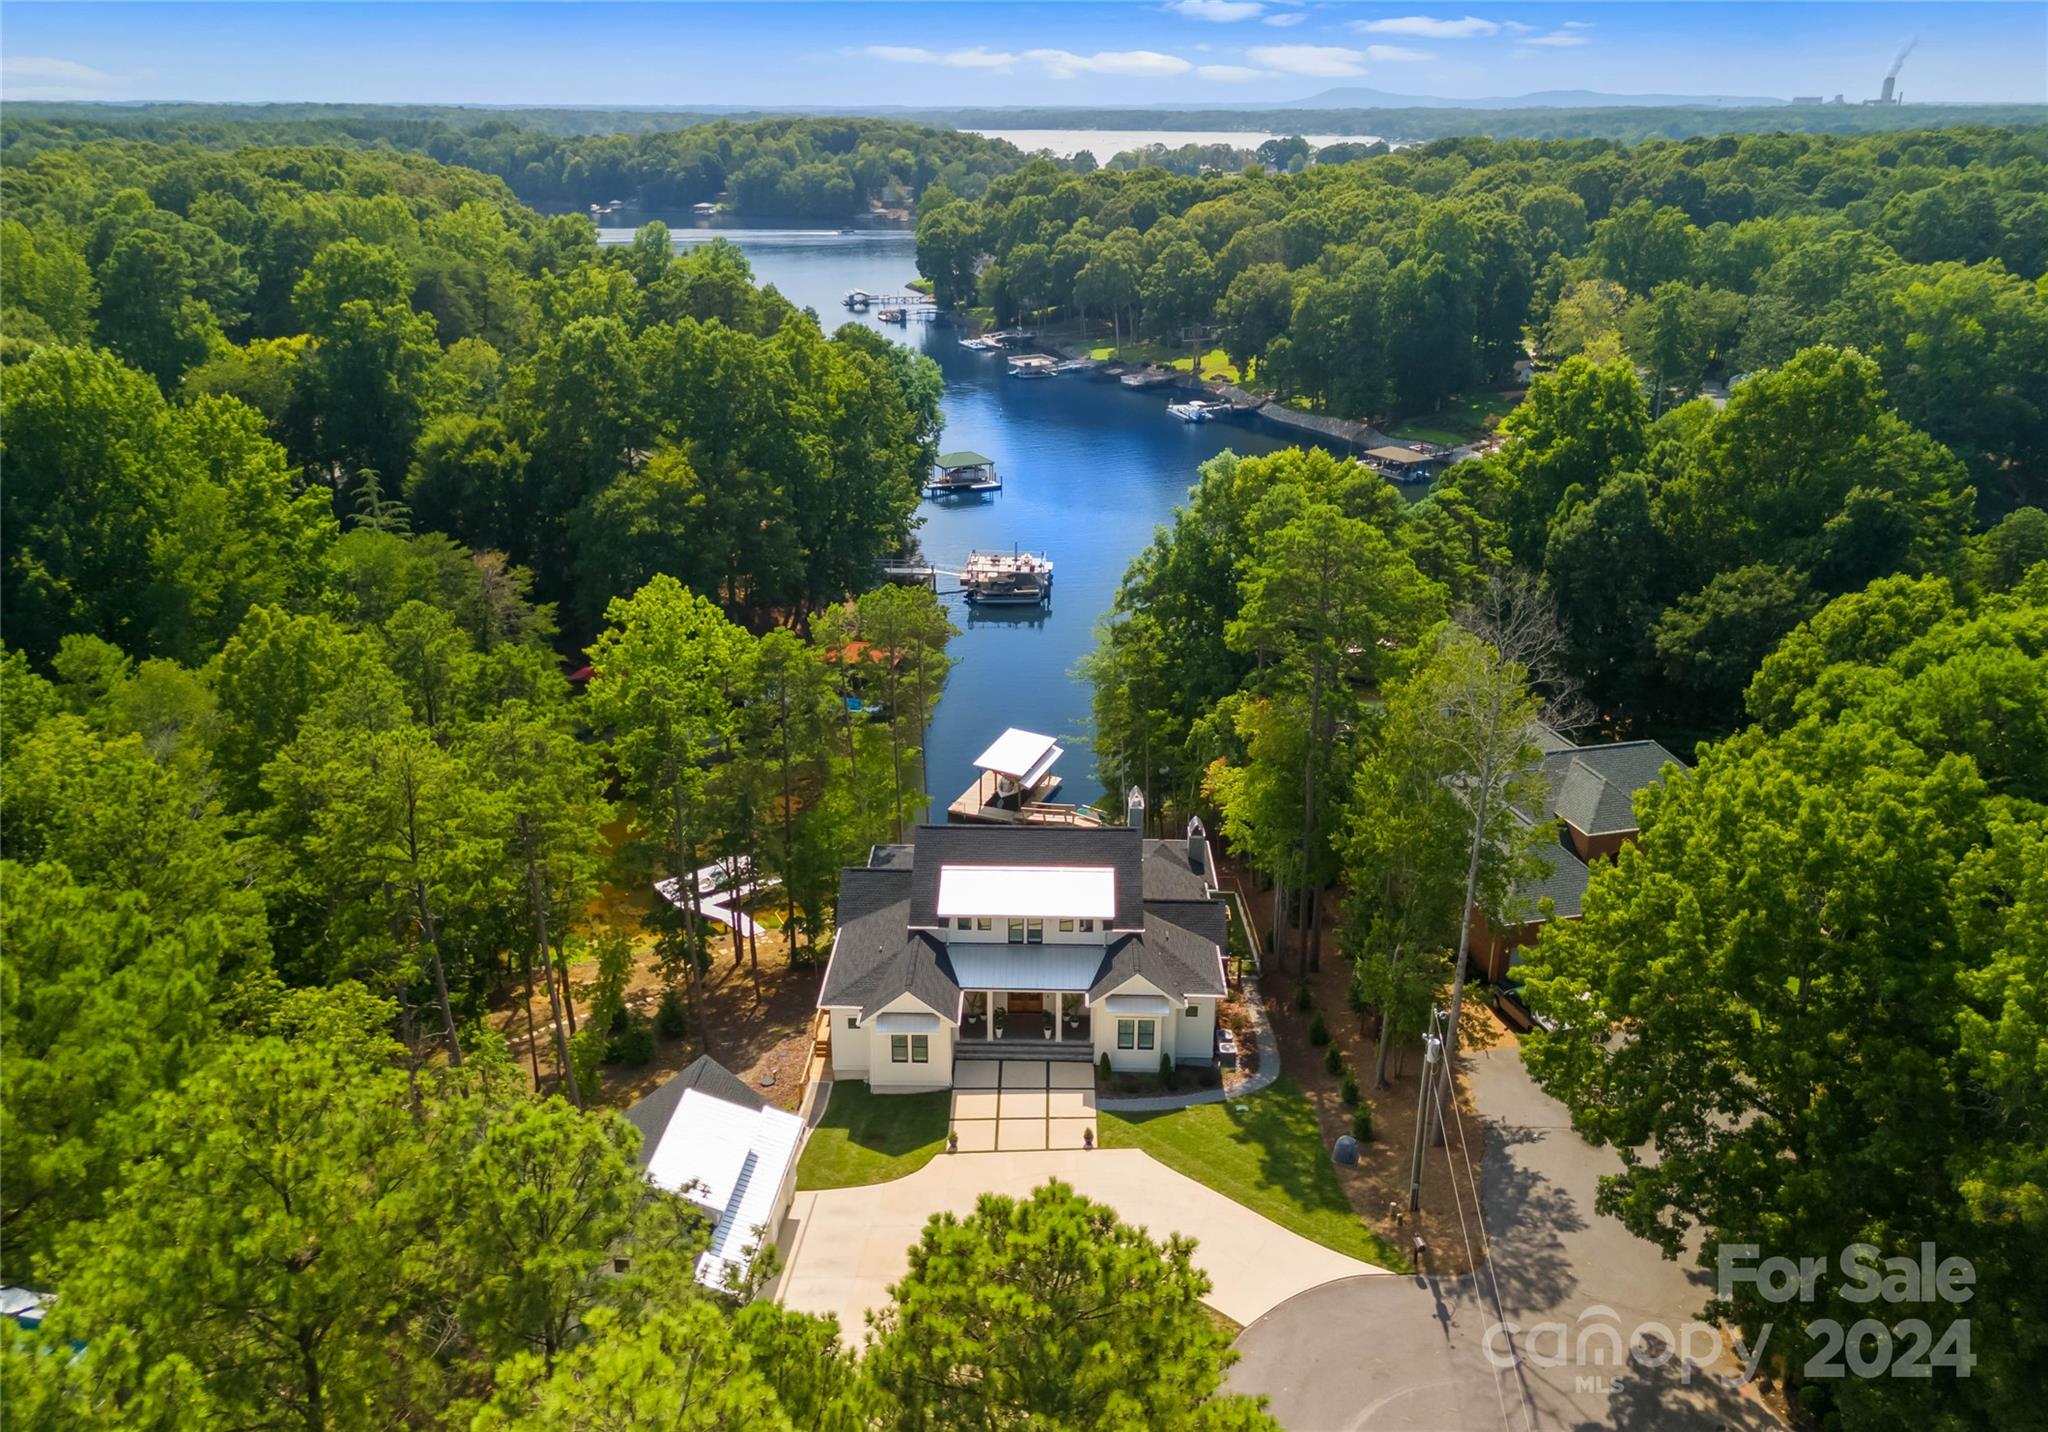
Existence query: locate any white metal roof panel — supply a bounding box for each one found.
[692,1101,803,1293]
[875,1010,942,1032]
[949,944,1106,992]
[645,1088,760,1213]
[972,728,1060,779]
[936,865,1117,919]
[1103,993,1172,1016]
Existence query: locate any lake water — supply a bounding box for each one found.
[967,128,1386,158]
[600,222,1358,811]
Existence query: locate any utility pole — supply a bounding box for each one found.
[1406,1013,1446,1212]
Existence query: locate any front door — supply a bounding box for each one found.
[1007,993,1043,1018]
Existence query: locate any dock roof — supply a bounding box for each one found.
[937,450,995,469]
[1366,445,1434,465]
[973,727,1061,781]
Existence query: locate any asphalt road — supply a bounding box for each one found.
[1229,1042,1786,1432]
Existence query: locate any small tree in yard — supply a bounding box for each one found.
[863,1181,1281,1431]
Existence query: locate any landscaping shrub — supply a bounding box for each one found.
[1324,1044,1344,1077]
[604,1012,657,1067]
[1098,1052,1112,1083]
[1295,983,1313,1014]
[1160,1051,1177,1089]
[1309,1012,1329,1045]
[1353,1104,1374,1142]
[655,987,687,1040]
[1342,1073,1361,1106]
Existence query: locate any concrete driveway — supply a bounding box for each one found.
[1230,1041,1784,1432]
[775,1147,1389,1338]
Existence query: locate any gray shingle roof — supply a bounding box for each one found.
[622,1054,764,1166]
[1542,740,1684,836]
[904,824,1145,931]
[825,826,1228,1018]
[1509,835,1591,924]
[1141,838,1212,901]
[1090,900,1229,1001]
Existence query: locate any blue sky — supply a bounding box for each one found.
[4,3,2043,107]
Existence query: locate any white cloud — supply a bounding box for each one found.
[1025,48,1195,78]
[862,44,1020,69]
[1247,44,1370,77]
[1501,19,1536,33]
[0,55,134,98]
[1166,0,1266,21]
[1351,15,1500,39]
[1198,63,1273,80]
[1365,44,1435,62]
[1562,20,1593,28]
[1523,31,1589,46]
[1263,11,1307,26]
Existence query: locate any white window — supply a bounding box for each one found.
[956,917,970,930]
[1026,918,1044,944]
[891,1035,909,1063]
[1137,1021,1155,1051]
[976,916,993,931]
[847,1015,859,1029]
[1058,918,1074,933]
[1117,1019,1135,1050]
[1007,918,1025,944]
[1185,1003,1198,1018]
[911,1034,929,1063]
[1080,918,1095,933]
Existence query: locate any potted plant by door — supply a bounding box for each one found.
[993,1005,1007,1037]
[1042,1009,1054,1040]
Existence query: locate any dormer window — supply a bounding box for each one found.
[1008,918,1025,944]
[956,917,970,930]
[1058,918,1074,933]
[1026,918,1044,944]
[976,916,992,931]
[1080,919,1095,933]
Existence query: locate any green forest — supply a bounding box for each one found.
[3,105,2046,1430]
[926,127,2047,504]
[1073,125,2047,1431]
[3,111,1033,217]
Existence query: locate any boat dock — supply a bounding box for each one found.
[946,728,1105,828]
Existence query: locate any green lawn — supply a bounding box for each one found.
[795,1082,951,1190]
[1098,1077,1406,1271]
[1386,390,1519,446]
[1088,341,1240,385]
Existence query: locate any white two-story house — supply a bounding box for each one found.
[818,809,1229,1090]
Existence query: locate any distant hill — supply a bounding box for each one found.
[1282,86,1789,110]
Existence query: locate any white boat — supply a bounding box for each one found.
[958,336,1001,352]
[1166,401,1211,423]
[961,549,1053,606]
[843,289,873,309]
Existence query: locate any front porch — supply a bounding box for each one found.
[959,990,1092,1052]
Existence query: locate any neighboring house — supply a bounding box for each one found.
[1471,727,1689,984]
[623,1054,804,1292]
[818,801,1229,1089]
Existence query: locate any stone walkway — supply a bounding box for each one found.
[1097,993,1281,1112]
[948,1059,1096,1151]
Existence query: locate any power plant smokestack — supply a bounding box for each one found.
[1877,37,1916,105]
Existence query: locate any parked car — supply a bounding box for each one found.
[1494,980,1553,1034]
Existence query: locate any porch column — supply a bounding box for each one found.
[1050,991,1059,1043]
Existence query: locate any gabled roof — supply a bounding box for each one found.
[623,1054,765,1165]
[1542,740,1683,836]
[1091,900,1228,1002]
[905,824,1144,931]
